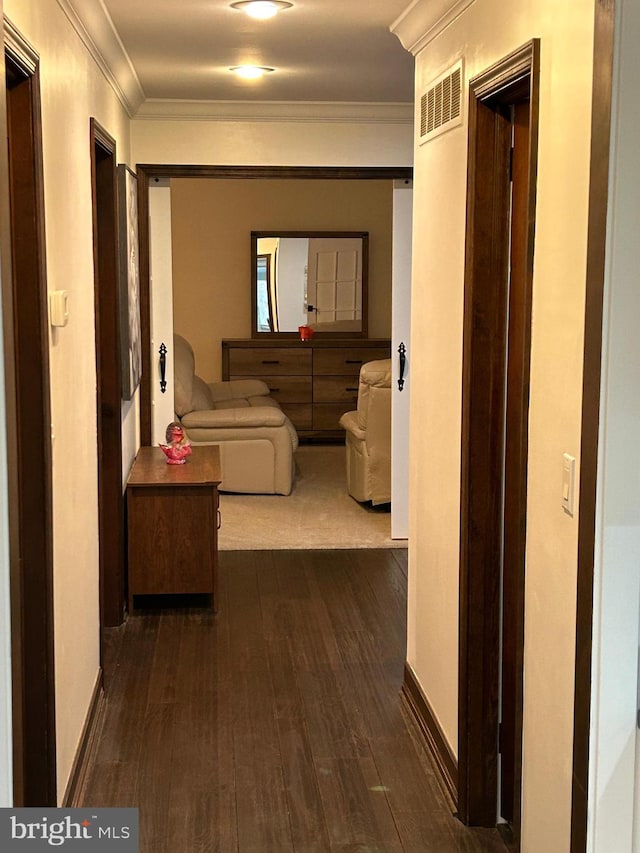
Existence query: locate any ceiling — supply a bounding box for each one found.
[99,0,415,105]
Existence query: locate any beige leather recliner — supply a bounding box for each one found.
[173,334,298,495]
[339,358,392,505]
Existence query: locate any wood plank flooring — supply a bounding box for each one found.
[82,550,506,853]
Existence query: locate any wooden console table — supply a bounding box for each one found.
[126,445,221,612]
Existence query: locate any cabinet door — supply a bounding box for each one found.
[128,486,214,596]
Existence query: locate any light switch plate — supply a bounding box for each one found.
[562,453,576,516]
[49,290,69,327]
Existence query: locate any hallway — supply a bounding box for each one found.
[81,550,506,852]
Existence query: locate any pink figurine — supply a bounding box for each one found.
[159,421,192,465]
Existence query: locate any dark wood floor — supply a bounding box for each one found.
[82,549,506,852]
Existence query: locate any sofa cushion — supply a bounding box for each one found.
[182,406,286,430]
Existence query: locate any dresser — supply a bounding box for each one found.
[126,445,221,611]
[222,338,391,440]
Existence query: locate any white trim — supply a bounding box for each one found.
[391,0,476,56]
[134,99,414,125]
[3,16,38,74]
[55,0,145,116]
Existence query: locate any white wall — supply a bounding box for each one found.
[391,180,412,540]
[149,181,176,446]
[396,1,597,850]
[4,0,132,800]
[276,237,308,331]
[588,0,640,849]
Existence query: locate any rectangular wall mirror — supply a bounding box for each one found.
[251,230,368,338]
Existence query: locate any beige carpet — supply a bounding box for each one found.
[218,445,407,550]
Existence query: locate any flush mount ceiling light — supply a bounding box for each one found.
[230,1,293,20]
[230,65,275,79]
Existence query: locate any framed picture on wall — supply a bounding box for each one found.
[118,164,142,400]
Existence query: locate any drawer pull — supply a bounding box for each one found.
[262,359,280,364]
[346,387,359,392]
[217,509,222,530]
[269,387,281,393]
[345,359,363,364]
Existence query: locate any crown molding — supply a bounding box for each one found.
[391,0,476,56]
[4,15,39,74]
[55,0,145,116]
[134,99,414,125]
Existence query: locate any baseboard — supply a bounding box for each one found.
[62,669,106,807]
[402,662,458,807]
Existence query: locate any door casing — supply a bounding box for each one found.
[3,22,57,806]
[135,165,412,446]
[458,41,540,840]
[90,119,125,632]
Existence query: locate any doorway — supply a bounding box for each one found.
[458,41,540,844]
[138,166,412,549]
[3,25,56,805]
[89,120,125,634]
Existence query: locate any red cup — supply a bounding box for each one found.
[298,325,314,341]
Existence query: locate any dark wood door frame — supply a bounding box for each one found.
[90,119,125,631]
[135,164,413,446]
[458,40,539,835]
[2,21,57,806]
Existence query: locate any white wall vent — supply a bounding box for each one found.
[419,59,463,144]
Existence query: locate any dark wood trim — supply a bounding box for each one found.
[90,119,125,629]
[459,88,511,828]
[136,165,413,182]
[570,3,615,851]
[137,164,412,445]
[62,671,106,807]
[499,98,535,840]
[0,31,21,802]
[4,39,57,807]
[402,663,458,806]
[458,40,539,833]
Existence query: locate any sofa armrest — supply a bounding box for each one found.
[208,378,271,402]
[181,406,285,430]
[339,410,366,441]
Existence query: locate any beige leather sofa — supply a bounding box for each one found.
[173,334,298,495]
[339,359,392,505]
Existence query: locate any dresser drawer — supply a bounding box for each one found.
[228,347,312,376]
[230,375,312,404]
[281,403,313,430]
[313,403,354,431]
[313,347,389,376]
[313,375,360,404]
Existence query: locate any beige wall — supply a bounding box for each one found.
[403,1,596,851]
[132,117,413,168]
[170,179,394,381]
[4,0,132,801]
